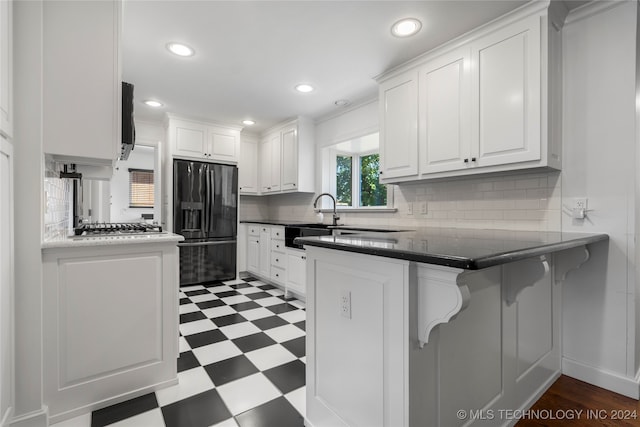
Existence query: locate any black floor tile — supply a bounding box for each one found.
[293,320,305,331]
[179,297,191,305]
[196,299,224,310]
[243,276,259,282]
[267,303,298,315]
[161,389,231,427]
[263,360,306,394]
[91,392,158,427]
[202,280,226,288]
[252,315,288,331]
[232,332,277,353]
[281,336,305,358]
[204,355,259,386]
[177,351,201,372]
[230,300,261,312]
[211,313,247,327]
[179,311,207,324]
[235,396,304,427]
[258,284,276,290]
[214,290,240,298]
[246,291,273,300]
[184,329,227,349]
[184,289,210,297]
[231,283,252,289]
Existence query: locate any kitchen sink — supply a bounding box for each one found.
[285,223,402,249]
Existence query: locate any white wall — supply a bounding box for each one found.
[561,1,639,398]
[110,145,155,223]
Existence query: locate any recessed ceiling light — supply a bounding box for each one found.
[242,120,255,126]
[334,99,351,107]
[143,100,163,108]
[166,42,195,57]
[391,18,422,37]
[295,83,314,93]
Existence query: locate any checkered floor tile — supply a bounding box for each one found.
[52,277,306,427]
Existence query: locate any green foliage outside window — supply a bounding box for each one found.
[336,155,352,206]
[360,154,386,207]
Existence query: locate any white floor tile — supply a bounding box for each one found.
[289,300,306,310]
[179,319,216,336]
[278,309,306,324]
[181,285,206,292]
[300,356,307,364]
[264,324,306,343]
[221,295,251,305]
[236,286,262,295]
[192,340,242,366]
[267,288,285,297]
[255,296,284,307]
[245,344,297,371]
[50,413,91,427]
[108,408,166,427]
[211,418,239,427]
[202,305,236,319]
[179,303,200,314]
[217,373,281,415]
[208,285,234,293]
[189,293,219,303]
[223,279,247,286]
[219,322,261,339]
[179,336,190,353]
[155,367,215,407]
[238,307,274,321]
[285,386,306,418]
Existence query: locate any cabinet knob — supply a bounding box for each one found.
[276,244,280,248]
[293,183,296,187]
[275,273,279,278]
[379,171,383,174]
[302,256,306,260]
[471,157,477,162]
[276,258,279,262]
[464,158,469,163]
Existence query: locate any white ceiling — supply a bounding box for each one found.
[122,0,581,134]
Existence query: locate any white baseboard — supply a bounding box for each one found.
[562,357,640,399]
[8,407,47,427]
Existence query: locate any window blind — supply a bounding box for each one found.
[129,168,154,208]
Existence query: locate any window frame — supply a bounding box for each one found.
[128,168,155,209]
[332,148,390,209]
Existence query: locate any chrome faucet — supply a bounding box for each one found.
[313,193,340,226]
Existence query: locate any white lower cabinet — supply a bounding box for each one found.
[305,246,569,427]
[42,241,180,423]
[285,249,306,297]
[258,226,271,278]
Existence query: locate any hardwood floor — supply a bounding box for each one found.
[516,375,640,426]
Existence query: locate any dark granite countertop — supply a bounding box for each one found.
[295,227,608,270]
[241,219,316,226]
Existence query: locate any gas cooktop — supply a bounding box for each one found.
[73,222,163,236]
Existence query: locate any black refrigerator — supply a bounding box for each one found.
[173,160,238,286]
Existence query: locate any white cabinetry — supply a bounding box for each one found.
[285,249,306,297]
[0,0,12,139]
[167,115,241,164]
[0,137,13,425]
[270,226,286,284]
[239,134,258,194]
[378,3,564,183]
[43,0,121,166]
[258,226,271,278]
[246,224,260,275]
[42,240,180,423]
[259,117,315,194]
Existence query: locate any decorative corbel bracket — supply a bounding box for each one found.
[553,245,590,283]
[504,255,550,305]
[416,265,470,348]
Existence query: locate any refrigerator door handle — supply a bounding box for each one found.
[178,240,236,247]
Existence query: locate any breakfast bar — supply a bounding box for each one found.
[296,228,608,427]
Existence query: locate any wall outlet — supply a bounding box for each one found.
[406,202,413,215]
[419,201,428,214]
[572,197,588,219]
[340,290,351,319]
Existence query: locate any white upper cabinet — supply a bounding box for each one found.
[379,70,418,180]
[0,0,12,139]
[419,46,471,176]
[167,115,241,164]
[239,134,258,194]
[471,14,541,168]
[43,0,121,166]
[259,117,314,195]
[378,2,564,183]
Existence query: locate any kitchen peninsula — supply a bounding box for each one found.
[296,228,607,427]
[41,232,183,423]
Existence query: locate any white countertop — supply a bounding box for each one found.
[41,232,185,250]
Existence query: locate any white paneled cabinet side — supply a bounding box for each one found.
[42,0,121,166]
[0,0,12,139]
[377,1,566,184]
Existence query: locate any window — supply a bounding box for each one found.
[129,168,154,208]
[322,132,393,210]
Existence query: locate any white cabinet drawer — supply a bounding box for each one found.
[271,266,285,284]
[271,240,285,252]
[247,224,260,236]
[271,252,286,268]
[271,226,284,240]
